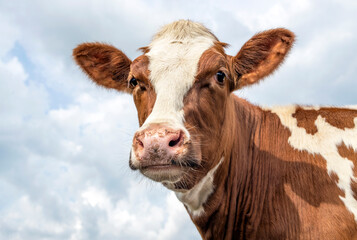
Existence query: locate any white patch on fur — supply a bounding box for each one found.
[175,157,224,217]
[269,105,357,220]
[345,105,357,110]
[141,20,216,134]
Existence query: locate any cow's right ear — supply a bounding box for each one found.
[73,43,132,93]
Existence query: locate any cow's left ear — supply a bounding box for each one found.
[231,28,295,90]
[73,43,132,93]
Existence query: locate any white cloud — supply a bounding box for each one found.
[0,54,199,239]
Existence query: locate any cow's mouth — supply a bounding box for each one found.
[141,163,182,171]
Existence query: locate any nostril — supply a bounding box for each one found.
[168,132,183,147]
[136,137,144,148]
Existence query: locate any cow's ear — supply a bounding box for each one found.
[73,43,132,93]
[231,28,295,90]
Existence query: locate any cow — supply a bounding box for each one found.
[73,20,357,239]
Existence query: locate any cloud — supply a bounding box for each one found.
[0,51,199,238]
[0,0,357,239]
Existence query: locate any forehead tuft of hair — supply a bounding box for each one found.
[138,46,150,54]
[152,19,219,42]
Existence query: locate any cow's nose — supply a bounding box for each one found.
[133,127,185,160]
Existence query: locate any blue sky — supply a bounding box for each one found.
[1,0,357,239]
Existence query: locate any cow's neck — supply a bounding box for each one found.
[184,97,357,239]
[189,95,266,239]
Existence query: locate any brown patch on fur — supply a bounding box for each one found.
[130,55,150,84]
[232,28,295,89]
[195,43,237,91]
[73,42,132,93]
[352,180,357,201]
[293,107,357,134]
[337,142,357,199]
[330,172,346,198]
[337,142,357,162]
[196,46,228,79]
[129,55,156,126]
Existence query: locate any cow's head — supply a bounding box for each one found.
[73,20,294,191]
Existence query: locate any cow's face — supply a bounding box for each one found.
[128,42,233,190]
[73,20,294,191]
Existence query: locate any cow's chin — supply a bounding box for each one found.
[139,155,200,182]
[137,154,201,190]
[140,165,184,183]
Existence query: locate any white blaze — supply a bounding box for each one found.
[270,105,357,220]
[142,20,216,132]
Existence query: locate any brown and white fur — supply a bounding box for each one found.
[73,20,357,239]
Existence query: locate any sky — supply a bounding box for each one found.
[1,0,357,239]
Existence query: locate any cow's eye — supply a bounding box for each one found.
[216,71,225,84]
[129,77,138,87]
